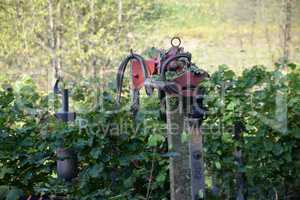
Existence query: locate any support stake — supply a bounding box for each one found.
[185,117,205,200]
[166,95,191,200]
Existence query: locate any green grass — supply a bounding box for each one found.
[142,0,300,73]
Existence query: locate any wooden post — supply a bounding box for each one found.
[166,95,191,200]
[185,117,205,200]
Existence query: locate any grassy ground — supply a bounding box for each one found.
[142,0,300,74]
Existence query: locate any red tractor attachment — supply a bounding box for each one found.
[116,37,209,120]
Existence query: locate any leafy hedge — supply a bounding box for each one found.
[203,63,300,199]
[0,77,169,199]
[0,63,299,199]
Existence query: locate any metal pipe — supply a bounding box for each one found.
[62,89,69,112]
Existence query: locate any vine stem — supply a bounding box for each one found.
[146,148,156,200]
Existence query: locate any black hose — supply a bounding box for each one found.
[116,53,152,105]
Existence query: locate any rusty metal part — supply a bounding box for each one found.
[131,59,157,90]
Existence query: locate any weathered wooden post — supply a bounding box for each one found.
[165,88,206,200]
[166,95,192,200]
[185,117,205,200]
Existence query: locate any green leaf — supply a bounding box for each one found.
[224,70,235,79]
[124,177,135,188]
[88,164,104,178]
[288,63,297,70]
[264,141,273,151]
[6,187,23,200]
[90,148,102,159]
[0,168,13,179]
[215,161,221,169]
[221,133,232,143]
[148,134,165,147]
[226,101,235,110]
[238,166,246,173]
[156,171,166,183]
[181,131,191,143]
[0,186,9,199]
[272,144,283,156]
[198,189,204,199]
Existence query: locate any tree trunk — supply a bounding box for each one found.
[48,0,58,79]
[89,0,97,79]
[73,2,84,75]
[283,0,292,61]
[57,1,63,77]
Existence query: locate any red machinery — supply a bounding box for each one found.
[116,37,208,119]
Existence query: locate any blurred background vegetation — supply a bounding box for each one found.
[0,0,299,89]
